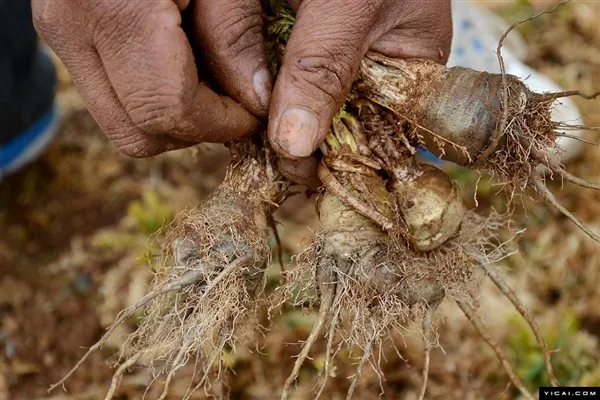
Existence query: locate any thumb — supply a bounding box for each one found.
[268,0,382,158]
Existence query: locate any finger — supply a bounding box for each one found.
[370,0,452,63]
[278,156,321,189]
[93,1,260,144]
[268,0,387,158]
[193,0,272,118]
[287,0,452,64]
[287,0,301,12]
[58,47,192,157]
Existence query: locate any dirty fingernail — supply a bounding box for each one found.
[253,67,273,112]
[275,108,320,157]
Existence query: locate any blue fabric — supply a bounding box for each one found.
[415,145,441,163]
[1,0,56,149]
[0,106,56,168]
[415,145,458,172]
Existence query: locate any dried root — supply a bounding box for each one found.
[417,301,440,400]
[104,352,141,400]
[479,258,558,386]
[273,166,510,398]
[121,193,267,372]
[280,270,336,400]
[346,330,375,400]
[49,137,291,397]
[457,300,535,400]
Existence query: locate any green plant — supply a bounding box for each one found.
[127,190,173,235]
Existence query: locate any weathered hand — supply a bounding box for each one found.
[32,0,273,157]
[269,0,453,184]
[33,0,452,185]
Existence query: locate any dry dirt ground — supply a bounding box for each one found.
[1,1,599,399]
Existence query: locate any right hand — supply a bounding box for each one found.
[32,0,271,157]
[267,0,452,186]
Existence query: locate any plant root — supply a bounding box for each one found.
[52,253,251,395]
[535,90,600,102]
[183,342,225,400]
[312,284,344,400]
[418,300,441,400]
[531,175,600,243]
[547,162,600,191]
[555,133,598,146]
[483,0,570,166]
[119,195,270,390]
[50,137,291,397]
[281,275,336,400]
[48,266,213,393]
[457,299,535,400]
[346,331,375,400]
[104,352,141,400]
[157,343,189,400]
[275,203,507,398]
[479,262,559,386]
[527,143,600,191]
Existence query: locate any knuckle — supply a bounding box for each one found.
[116,137,161,158]
[288,51,354,103]
[124,86,187,135]
[92,2,140,45]
[101,122,160,158]
[33,0,143,48]
[213,10,263,58]
[91,1,167,50]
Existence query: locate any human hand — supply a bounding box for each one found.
[32,0,273,157]
[33,0,452,183]
[268,0,453,185]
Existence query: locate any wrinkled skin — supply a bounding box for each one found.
[33,0,452,183]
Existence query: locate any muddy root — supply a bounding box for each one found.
[273,205,510,398]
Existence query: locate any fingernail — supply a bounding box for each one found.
[253,67,273,111]
[276,108,320,157]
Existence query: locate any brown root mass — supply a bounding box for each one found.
[286,208,507,341]
[273,167,511,398]
[112,141,290,396]
[121,186,270,374]
[50,137,292,397]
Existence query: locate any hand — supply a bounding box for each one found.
[268,0,452,185]
[32,0,274,157]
